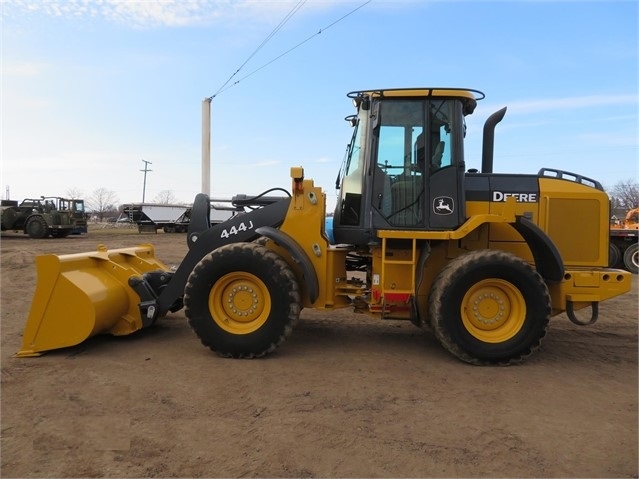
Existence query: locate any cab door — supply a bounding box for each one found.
[425,99,466,230]
[371,98,466,231]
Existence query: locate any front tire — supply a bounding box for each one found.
[26,216,49,239]
[184,243,301,358]
[428,250,551,365]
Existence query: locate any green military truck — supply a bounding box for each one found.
[1,197,86,239]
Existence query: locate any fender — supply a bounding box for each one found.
[512,215,564,282]
[255,226,320,304]
[187,193,212,248]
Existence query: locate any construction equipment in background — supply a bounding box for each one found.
[16,88,633,365]
[610,207,638,274]
[121,200,241,233]
[1,196,86,238]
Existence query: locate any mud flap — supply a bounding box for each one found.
[16,244,172,357]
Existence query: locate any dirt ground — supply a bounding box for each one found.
[1,227,637,478]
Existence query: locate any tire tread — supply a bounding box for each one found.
[429,249,551,366]
[184,242,301,358]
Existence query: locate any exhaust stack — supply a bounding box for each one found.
[481,106,507,173]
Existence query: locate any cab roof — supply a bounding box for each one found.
[348,87,484,114]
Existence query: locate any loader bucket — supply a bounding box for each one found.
[16,244,172,357]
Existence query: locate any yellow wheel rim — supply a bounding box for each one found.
[461,279,526,343]
[209,272,271,335]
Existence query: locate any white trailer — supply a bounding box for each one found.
[121,203,190,233]
[122,200,241,233]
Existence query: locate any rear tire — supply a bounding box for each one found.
[428,249,551,365]
[609,243,621,268]
[623,243,638,274]
[26,216,49,239]
[184,243,301,358]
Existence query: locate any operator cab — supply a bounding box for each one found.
[332,88,483,245]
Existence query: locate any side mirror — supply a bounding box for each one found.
[344,114,357,127]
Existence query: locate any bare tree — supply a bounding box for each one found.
[65,187,84,199]
[153,190,177,204]
[609,180,639,209]
[87,188,119,221]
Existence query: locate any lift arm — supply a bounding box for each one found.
[133,196,292,318]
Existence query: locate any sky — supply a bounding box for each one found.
[1,0,637,212]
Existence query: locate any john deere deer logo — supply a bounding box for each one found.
[433,196,454,215]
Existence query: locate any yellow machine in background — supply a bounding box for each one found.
[17,88,633,365]
[615,208,639,230]
[610,207,639,274]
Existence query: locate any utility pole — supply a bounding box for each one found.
[140,159,152,203]
[202,97,212,196]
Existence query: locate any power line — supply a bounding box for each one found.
[210,0,372,99]
[211,0,307,99]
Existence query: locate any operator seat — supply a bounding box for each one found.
[431,141,445,169]
[415,133,445,171]
[390,177,421,227]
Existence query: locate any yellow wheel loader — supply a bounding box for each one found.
[17,88,633,365]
